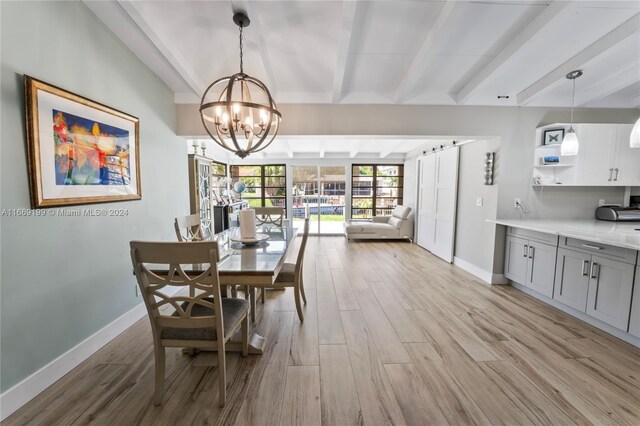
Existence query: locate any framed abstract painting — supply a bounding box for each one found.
[24,76,141,208]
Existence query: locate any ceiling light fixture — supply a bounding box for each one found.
[561,70,582,156]
[630,117,640,149]
[199,12,281,159]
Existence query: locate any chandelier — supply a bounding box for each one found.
[199,12,282,159]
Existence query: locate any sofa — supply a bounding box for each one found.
[343,205,414,242]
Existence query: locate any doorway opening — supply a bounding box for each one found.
[292,165,347,235]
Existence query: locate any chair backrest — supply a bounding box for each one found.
[174,214,205,242]
[294,218,310,282]
[253,207,284,226]
[130,241,224,342]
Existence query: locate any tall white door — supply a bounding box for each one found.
[417,147,459,263]
[417,155,436,251]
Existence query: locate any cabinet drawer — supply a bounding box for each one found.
[507,227,558,246]
[560,237,637,264]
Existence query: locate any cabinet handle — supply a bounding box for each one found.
[523,244,528,257]
[528,246,534,259]
[614,168,619,181]
[608,168,613,181]
[590,262,598,279]
[581,244,602,250]
[582,260,590,276]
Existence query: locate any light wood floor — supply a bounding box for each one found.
[4,237,640,425]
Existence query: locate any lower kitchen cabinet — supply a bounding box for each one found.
[504,236,556,297]
[586,256,635,330]
[629,266,640,338]
[554,250,635,331]
[527,241,557,298]
[554,248,591,312]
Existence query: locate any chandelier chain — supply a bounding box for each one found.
[239,25,244,74]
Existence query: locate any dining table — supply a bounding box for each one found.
[197,219,299,355]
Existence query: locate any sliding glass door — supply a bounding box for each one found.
[292,165,346,234]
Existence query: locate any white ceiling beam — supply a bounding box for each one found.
[234,1,278,94]
[394,1,462,104]
[333,1,367,103]
[319,150,325,158]
[576,64,639,106]
[455,1,570,104]
[517,13,640,105]
[116,0,207,96]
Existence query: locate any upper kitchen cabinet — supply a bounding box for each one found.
[532,123,640,187]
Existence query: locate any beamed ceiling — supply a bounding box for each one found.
[85,0,640,109]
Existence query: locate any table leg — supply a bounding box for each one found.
[249,287,256,322]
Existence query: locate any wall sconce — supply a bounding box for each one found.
[484,152,495,185]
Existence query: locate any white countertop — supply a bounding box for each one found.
[489,219,640,251]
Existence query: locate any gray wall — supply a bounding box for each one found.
[454,138,501,274]
[1,1,188,392]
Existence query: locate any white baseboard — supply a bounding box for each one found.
[453,257,507,285]
[0,301,148,421]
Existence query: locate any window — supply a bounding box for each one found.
[351,164,403,219]
[230,164,286,212]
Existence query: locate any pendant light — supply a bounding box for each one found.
[631,117,640,149]
[199,12,282,159]
[561,70,582,156]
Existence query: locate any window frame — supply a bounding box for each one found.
[230,164,287,212]
[351,164,403,219]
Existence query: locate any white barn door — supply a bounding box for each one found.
[416,147,459,263]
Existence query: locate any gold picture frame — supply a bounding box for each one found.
[24,75,141,208]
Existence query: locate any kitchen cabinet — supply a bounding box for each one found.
[586,256,635,331]
[611,124,640,185]
[504,235,557,298]
[554,243,636,331]
[629,266,640,338]
[532,123,640,186]
[554,248,591,312]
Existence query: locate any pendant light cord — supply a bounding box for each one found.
[239,25,244,74]
[570,77,575,129]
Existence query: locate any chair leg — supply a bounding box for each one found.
[244,285,250,300]
[241,316,249,357]
[294,284,304,322]
[260,287,265,304]
[300,275,307,305]
[217,340,226,407]
[231,285,238,298]
[154,346,166,406]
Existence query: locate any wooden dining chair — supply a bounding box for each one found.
[175,214,238,298]
[268,217,310,321]
[253,207,285,226]
[130,240,249,407]
[174,214,204,242]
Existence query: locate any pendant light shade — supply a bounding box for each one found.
[561,129,579,156]
[631,117,640,149]
[561,70,582,156]
[199,13,281,159]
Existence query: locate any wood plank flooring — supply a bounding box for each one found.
[4,237,640,425]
